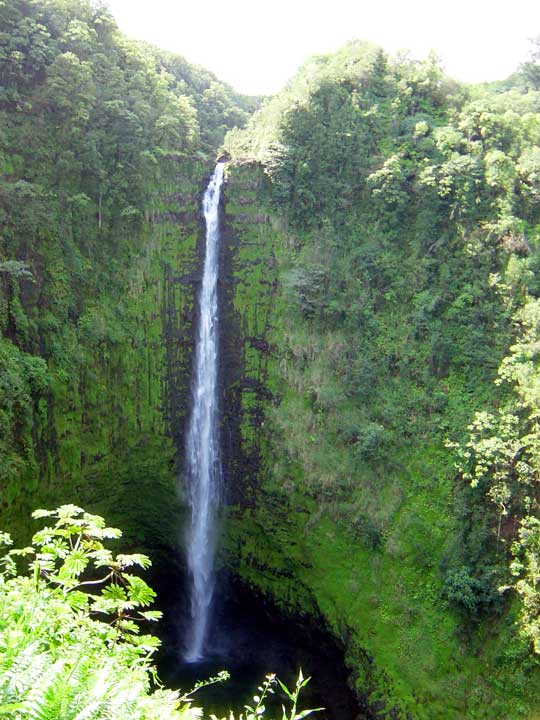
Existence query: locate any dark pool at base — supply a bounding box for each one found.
[164,654,307,719]
[155,571,362,720]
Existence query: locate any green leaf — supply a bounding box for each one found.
[57,504,85,520]
[125,575,156,607]
[116,553,152,569]
[97,526,122,540]
[277,679,294,701]
[0,532,13,547]
[90,548,113,566]
[66,591,90,610]
[91,597,120,614]
[118,619,139,634]
[59,550,89,579]
[32,529,54,546]
[102,584,127,603]
[9,546,35,557]
[132,633,161,651]
[0,702,25,713]
[32,509,55,519]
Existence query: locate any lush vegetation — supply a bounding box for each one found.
[0,505,316,719]
[4,0,540,716]
[222,38,540,717]
[0,0,257,546]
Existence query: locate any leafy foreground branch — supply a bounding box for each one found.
[0,505,319,720]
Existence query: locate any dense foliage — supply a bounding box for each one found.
[224,39,540,716]
[4,0,540,715]
[0,505,194,719]
[0,0,257,543]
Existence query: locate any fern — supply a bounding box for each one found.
[0,644,50,704]
[24,659,69,720]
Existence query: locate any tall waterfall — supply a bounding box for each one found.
[184,162,225,663]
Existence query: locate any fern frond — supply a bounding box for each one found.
[24,659,68,720]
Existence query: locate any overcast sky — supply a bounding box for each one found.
[106,0,540,95]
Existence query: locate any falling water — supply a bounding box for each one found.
[184,162,225,662]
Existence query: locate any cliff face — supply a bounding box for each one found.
[217,162,414,717]
[218,164,278,506]
[0,0,255,552]
[216,161,540,719]
[0,163,207,549]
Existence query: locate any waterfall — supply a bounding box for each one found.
[184,162,225,663]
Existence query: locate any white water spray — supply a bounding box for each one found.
[184,162,225,662]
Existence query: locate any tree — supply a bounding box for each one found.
[519,36,540,91]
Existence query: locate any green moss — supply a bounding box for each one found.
[218,162,540,718]
[0,165,207,549]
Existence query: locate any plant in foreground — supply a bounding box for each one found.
[0,506,319,719]
[209,670,321,720]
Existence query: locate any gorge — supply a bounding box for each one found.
[3,1,540,718]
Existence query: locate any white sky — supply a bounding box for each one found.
[106,0,540,95]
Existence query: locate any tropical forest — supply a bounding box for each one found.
[2,0,540,717]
